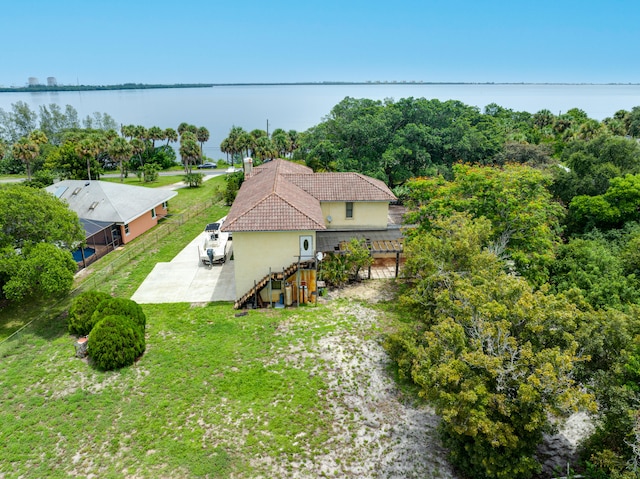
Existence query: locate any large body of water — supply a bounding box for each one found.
[1,84,639,157]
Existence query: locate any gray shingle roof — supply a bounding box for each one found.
[222,159,396,233]
[45,180,177,224]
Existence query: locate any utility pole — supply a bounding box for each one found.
[266,119,269,136]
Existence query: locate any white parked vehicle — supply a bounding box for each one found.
[198,217,231,265]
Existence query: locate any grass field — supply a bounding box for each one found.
[0,302,347,477]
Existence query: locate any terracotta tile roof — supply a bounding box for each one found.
[223,161,325,232]
[222,159,396,232]
[253,159,313,176]
[285,172,396,201]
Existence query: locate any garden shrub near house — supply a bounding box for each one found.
[91,297,146,332]
[319,238,373,286]
[88,315,146,370]
[68,291,111,336]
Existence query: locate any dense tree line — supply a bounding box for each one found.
[219,125,299,164]
[0,104,213,308]
[0,101,215,185]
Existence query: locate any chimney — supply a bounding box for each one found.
[243,157,253,178]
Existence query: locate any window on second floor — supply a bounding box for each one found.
[346,202,353,219]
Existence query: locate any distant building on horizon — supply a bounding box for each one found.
[47,76,57,86]
[28,77,39,86]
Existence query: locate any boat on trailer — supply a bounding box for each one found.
[198,217,231,265]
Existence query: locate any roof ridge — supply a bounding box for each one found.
[353,172,394,195]
[273,172,325,228]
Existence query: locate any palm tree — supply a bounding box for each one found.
[130,138,145,168]
[108,137,133,182]
[28,129,48,147]
[237,132,252,158]
[164,128,178,146]
[121,124,135,140]
[76,137,99,180]
[12,138,39,180]
[222,126,247,163]
[179,131,199,173]
[148,126,164,149]
[254,136,276,161]
[220,137,231,164]
[271,129,291,158]
[245,129,264,158]
[196,126,210,163]
[177,122,190,136]
[287,130,299,157]
[133,125,148,142]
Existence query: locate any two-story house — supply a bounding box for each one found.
[222,159,400,308]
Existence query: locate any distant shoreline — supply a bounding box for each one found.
[1,81,640,93]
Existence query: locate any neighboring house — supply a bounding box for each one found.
[221,159,400,308]
[46,180,177,266]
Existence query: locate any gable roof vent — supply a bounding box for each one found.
[89,201,99,210]
[72,187,82,195]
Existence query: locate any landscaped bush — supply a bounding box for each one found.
[67,291,111,336]
[87,315,146,370]
[91,297,146,332]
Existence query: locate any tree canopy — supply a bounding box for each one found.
[0,184,84,302]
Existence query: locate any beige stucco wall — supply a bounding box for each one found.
[320,201,389,229]
[232,230,316,299]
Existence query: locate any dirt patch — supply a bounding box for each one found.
[323,279,397,303]
[260,279,459,478]
[263,279,592,478]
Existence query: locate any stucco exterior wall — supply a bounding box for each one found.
[120,208,160,244]
[320,201,389,229]
[232,230,316,299]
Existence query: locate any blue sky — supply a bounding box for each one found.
[1,0,638,86]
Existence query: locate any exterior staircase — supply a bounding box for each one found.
[234,259,315,309]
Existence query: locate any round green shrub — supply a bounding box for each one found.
[68,290,111,336]
[87,315,146,371]
[91,298,146,333]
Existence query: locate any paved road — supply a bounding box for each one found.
[2,167,240,183]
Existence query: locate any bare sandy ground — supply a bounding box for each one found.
[251,279,592,479]
[252,280,459,479]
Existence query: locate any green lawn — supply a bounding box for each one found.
[0,302,350,478]
[100,174,187,188]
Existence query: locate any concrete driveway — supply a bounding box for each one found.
[131,229,235,304]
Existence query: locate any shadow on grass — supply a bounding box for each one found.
[0,295,71,352]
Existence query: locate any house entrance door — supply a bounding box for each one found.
[299,235,313,260]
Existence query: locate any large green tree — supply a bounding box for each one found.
[390,213,593,479]
[108,136,133,182]
[405,163,564,286]
[0,184,84,302]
